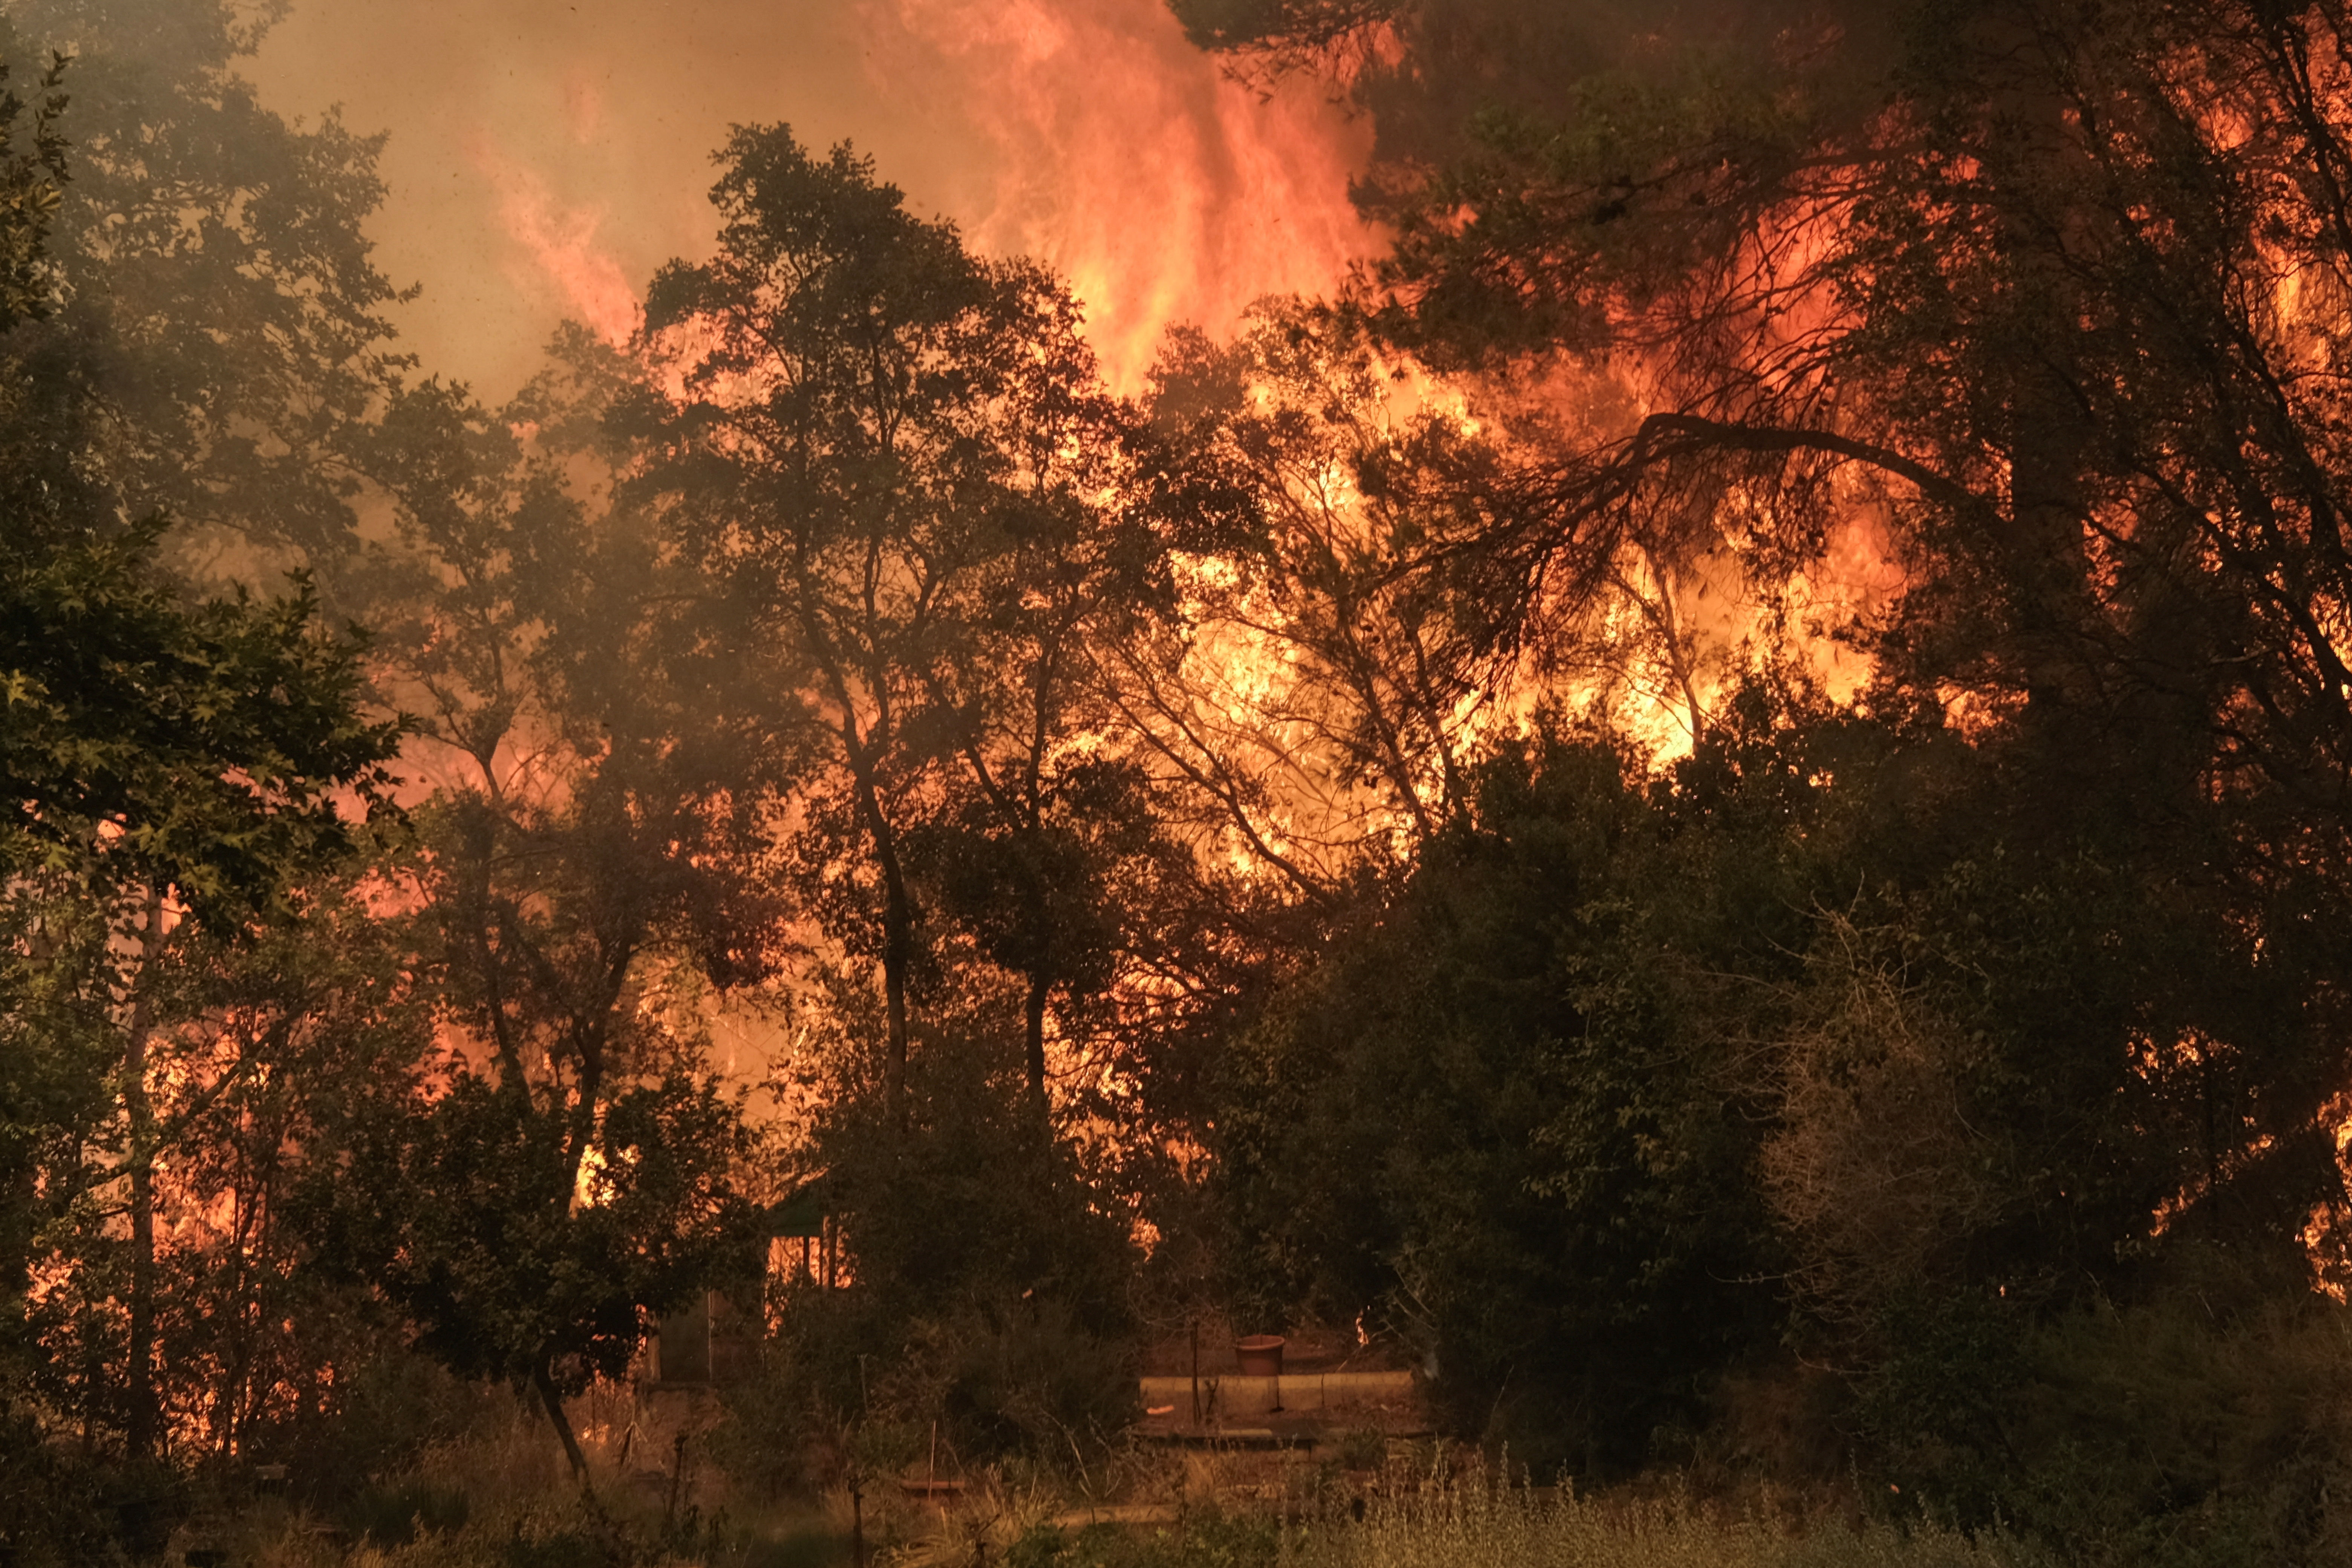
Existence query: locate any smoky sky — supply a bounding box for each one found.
[241,0,1378,400]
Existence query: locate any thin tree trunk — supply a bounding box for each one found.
[1985,24,2096,727]
[1024,968,1049,1113]
[797,576,919,1130]
[534,1359,592,1487]
[852,766,915,1130]
[882,900,911,1129]
[123,884,163,1463]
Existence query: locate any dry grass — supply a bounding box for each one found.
[1287,1468,2046,1568]
[175,1405,2042,1568]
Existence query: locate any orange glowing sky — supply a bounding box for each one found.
[244,0,1378,398]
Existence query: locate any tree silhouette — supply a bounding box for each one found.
[640,126,1139,1120]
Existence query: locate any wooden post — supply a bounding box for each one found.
[1189,1321,1201,1429]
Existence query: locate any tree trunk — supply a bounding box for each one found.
[534,1360,592,1487]
[851,763,914,1130]
[1024,968,1049,1113]
[123,885,163,1463]
[1984,23,2097,729]
[881,888,911,1130]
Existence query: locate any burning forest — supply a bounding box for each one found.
[12,0,2352,1562]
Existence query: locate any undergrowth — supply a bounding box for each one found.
[1005,1474,2039,1568]
[1283,1481,2043,1568]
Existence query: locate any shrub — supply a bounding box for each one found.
[1856,1260,2352,1566]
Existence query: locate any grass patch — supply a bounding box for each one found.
[997,1480,2037,1568]
[1288,1475,2043,1568]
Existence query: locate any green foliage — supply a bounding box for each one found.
[4,0,407,567]
[0,38,398,918]
[302,1064,763,1394]
[0,50,67,332]
[1211,663,2352,1485]
[1210,728,1784,1472]
[1854,1258,2352,1565]
[0,33,400,1486]
[720,1037,1140,1485]
[0,521,400,914]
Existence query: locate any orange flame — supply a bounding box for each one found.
[859,0,1379,389]
[470,133,642,349]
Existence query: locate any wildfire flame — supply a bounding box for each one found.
[473,0,1378,392]
[472,132,643,350]
[862,0,1378,389]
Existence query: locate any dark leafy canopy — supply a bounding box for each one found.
[288,341,788,1478]
[0,529,399,918]
[0,41,398,1528]
[2,0,407,571]
[0,48,64,329]
[1218,680,2352,1498]
[639,125,1155,1115]
[1212,730,1785,1474]
[0,48,397,920]
[303,1067,761,1398]
[1170,0,2352,1253]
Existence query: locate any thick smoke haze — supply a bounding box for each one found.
[243,0,1376,397]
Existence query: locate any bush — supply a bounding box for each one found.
[928,1297,1140,1462]
[717,1023,1142,1491]
[1857,1260,2352,1566]
[260,1342,514,1513]
[343,1479,471,1545]
[0,1406,115,1561]
[715,1286,1138,1498]
[1206,735,1787,1476]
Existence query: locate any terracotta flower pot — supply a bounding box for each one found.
[1235,1334,1285,1377]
